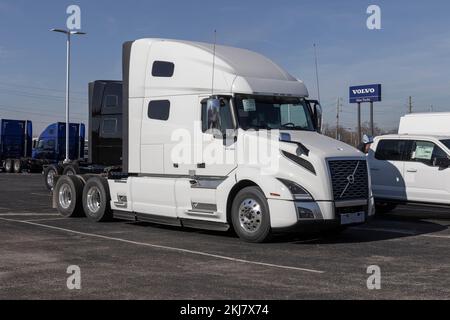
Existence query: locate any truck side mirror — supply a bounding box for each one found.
[309,100,323,133]
[434,156,450,169]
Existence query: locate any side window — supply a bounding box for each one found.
[410,141,447,166]
[102,119,118,134]
[148,100,170,121]
[105,95,119,108]
[375,140,409,161]
[152,61,175,77]
[201,98,234,135]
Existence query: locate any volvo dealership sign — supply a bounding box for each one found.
[349,84,382,103]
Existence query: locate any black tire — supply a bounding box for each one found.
[231,186,272,243]
[63,164,80,176]
[54,175,84,218]
[13,159,22,173]
[43,164,62,190]
[375,202,398,215]
[4,159,13,173]
[82,176,112,222]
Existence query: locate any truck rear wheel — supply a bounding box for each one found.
[231,186,272,243]
[82,176,112,222]
[4,159,13,173]
[54,175,84,218]
[44,164,62,190]
[63,164,80,176]
[13,159,22,173]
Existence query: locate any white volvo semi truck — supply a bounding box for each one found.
[53,38,374,242]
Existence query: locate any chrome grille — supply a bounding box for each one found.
[328,160,369,201]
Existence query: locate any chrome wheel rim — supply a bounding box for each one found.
[14,162,20,171]
[66,170,75,176]
[239,198,262,233]
[5,162,11,171]
[47,169,56,187]
[86,186,101,214]
[58,183,72,209]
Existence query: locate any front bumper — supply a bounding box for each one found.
[268,196,374,233]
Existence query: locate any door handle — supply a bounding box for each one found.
[407,169,418,173]
[197,163,206,169]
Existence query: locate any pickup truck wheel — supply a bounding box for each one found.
[4,159,13,173]
[231,186,272,243]
[63,164,79,176]
[13,159,22,173]
[82,177,112,222]
[54,175,84,218]
[44,164,62,190]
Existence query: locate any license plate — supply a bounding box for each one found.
[340,211,365,225]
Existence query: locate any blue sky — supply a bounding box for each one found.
[0,0,450,134]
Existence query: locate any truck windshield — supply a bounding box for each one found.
[234,95,315,131]
[440,139,450,150]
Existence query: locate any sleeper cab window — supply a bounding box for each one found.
[148,100,170,121]
[105,95,119,108]
[151,61,175,77]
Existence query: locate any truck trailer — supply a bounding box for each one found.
[1,119,84,174]
[53,39,374,242]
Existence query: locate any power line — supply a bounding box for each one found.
[0,81,86,95]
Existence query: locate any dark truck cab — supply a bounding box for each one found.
[1,119,85,174]
[0,119,32,172]
[43,80,123,189]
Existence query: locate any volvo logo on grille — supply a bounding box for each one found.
[339,162,360,198]
[347,174,355,185]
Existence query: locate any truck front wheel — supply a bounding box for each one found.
[82,176,112,222]
[54,175,84,218]
[231,186,272,243]
[44,164,62,190]
[4,159,13,173]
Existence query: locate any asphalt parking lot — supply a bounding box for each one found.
[0,173,449,299]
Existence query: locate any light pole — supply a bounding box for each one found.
[51,28,86,163]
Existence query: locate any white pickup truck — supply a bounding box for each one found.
[53,38,373,242]
[369,113,450,213]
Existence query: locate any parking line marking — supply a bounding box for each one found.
[353,226,450,239]
[352,227,417,235]
[0,213,59,216]
[23,218,68,222]
[422,234,450,239]
[0,217,325,274]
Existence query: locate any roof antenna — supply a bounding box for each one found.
[211,30,217,96]
[313,43,321,102]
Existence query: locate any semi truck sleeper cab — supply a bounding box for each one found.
[53,38,374,242]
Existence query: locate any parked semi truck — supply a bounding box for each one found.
[1,119,84,174]
[53,39,374,242]
[43,80,123,190]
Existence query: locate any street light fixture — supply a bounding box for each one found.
[51,28,86,163]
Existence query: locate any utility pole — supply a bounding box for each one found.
[336,98,342,140]
[408,96,413,114]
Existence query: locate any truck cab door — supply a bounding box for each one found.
[174,96,238,222]
[404,140,450,204]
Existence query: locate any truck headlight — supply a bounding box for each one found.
[277,178,313,201]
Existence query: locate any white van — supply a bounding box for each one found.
[54,38,373,242]
[368,113,450,213]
